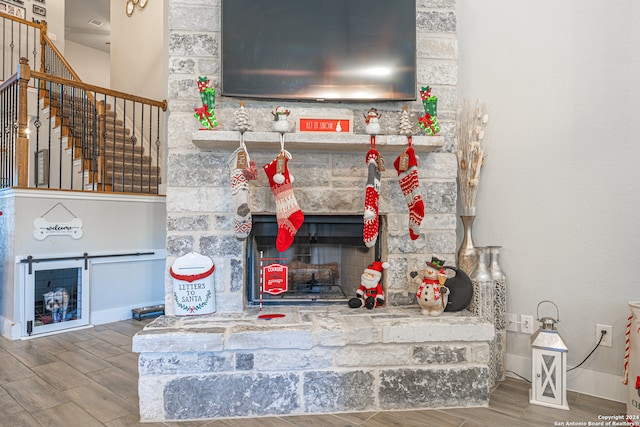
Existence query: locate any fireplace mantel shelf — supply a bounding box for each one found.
[192,130,443,154]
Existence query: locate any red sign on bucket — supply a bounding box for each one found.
[262,263,288,295]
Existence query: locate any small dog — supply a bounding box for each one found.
[43,288,70,322]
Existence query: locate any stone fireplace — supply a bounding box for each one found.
[167,130,457,312]
[246,214,379,304]
[132,0,502,422]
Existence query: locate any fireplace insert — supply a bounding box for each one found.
[246,215,382,304]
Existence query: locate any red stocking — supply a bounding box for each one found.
[363,148,380,247]
[393,145,424,240]
[263,154,304,252]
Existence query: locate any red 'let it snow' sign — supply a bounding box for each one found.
[299,118,350,133]
[262,263,288,295]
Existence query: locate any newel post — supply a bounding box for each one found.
[16,57,31,188]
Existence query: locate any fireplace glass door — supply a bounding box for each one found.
[23,259,90,337]
[247,215,380,304]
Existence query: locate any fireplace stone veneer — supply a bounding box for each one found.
[150,0,496,421]
[133,306,494,422]
[140,133,497,422]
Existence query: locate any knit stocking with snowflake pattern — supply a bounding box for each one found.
[393,146,424,240]
[263,154,304,252]
[229,149,252,240]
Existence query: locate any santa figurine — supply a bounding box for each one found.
[348,260,389,309]
[364,107,381,135]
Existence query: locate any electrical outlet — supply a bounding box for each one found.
[596,324,612,347]
[521,314,534,334]
[506,313,518,332]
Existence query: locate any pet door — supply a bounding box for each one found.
[23,259,90,337]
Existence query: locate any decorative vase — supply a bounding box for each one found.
[488,245,507,384]
[457,215,478,276]
[470,247,498,387]
[469,247,493,323]
[488,246,507,330]
[470,247,491,281]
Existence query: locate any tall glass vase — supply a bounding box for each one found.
[457,215,477,276]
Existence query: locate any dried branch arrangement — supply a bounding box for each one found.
[456,100,489,216]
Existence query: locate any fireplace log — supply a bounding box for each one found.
[289,260,340,283]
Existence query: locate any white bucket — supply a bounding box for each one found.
[170,252,215,316]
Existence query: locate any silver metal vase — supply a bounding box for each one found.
[488,246,507,330]
[488,245,507,384]
[469,247,493,322]
[457,215,478,276]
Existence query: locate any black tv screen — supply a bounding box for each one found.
[221,0,416,102]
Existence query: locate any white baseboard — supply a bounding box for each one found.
[20,324,94,340]
[506,353,626,403]
[0,303,163,341]
[0,316,22,340]
[90,301,164,325]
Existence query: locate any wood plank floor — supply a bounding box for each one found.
[0,319,628,426]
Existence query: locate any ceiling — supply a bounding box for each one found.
[64,0,111,53]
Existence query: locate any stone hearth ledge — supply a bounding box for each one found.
[133,306,495,422]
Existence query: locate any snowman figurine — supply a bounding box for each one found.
[364,107,381,135]
[272,106,291,133]
[413,256,450,316]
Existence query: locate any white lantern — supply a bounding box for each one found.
[530,300,569,410]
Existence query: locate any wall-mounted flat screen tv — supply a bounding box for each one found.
[221,0,416,102]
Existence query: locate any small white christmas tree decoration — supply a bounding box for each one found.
[398,105,413,135]
[233,101,252,133]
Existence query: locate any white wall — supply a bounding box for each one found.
[457,0,640,401]
[64,40,110,87]
[109,0,167,101]
[33,0,65,54]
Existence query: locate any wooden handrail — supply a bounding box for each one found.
[1,17,168,193]
[0,70,17,91]
[0,12,47,83]
[30,68,168,111]
[0,11,42,30]
[1,14,167,110]
[1,12,83,83]
[39,27,85,83]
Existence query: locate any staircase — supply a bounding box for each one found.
[39,88,162,194]
[0,13,166,192]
